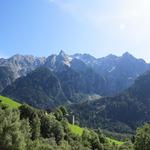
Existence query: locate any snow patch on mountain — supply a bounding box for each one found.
[108,66,116,73]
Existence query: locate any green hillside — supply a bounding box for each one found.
[69,124,84,136]
[0,94,124,147]
[106,137,124,146]
[68,123,123,146]
[0,95,21,108]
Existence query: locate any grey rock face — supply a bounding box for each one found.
[0,54,46,91]
[0,54,46,79]
[44,50,73,71]
[1,54,46,78]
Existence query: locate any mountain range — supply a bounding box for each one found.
[1,50,150,135]
[0,51,150,109]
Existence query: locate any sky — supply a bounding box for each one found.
[0,0,150,62]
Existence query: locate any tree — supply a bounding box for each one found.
[52,121,64,144]
[59,106,68,116]
[0,107,26,150]
[40,114,64,144]
[19,104,41,140]
[90,130,104,150]
[31,114,41,140]
[20,119,32,149]
[119,141,134,150]
[82,129,104,150]
[54,108,63,121]
[19,104,37,120]
[134,124,150,150]
[96,128,106,144]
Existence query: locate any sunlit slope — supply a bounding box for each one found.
[69,123,123,146]
[0,95,21,108]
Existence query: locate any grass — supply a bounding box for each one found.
[69,123,123,146]
[106,137,124,145]
[68,124,84,136]
[0,95,21,108]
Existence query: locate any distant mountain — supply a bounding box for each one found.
[2,67,67,109]
[72,52,150,95]
[0,51,106,108]
[0,50,150,103]
[0,54,45,78]
[70,71,150,133]
[46,51,150,96]
[55,61,106,101]
[44,50,73,71]
[0,54,45,91]
[2,62,106,108]
[71,53,97,64]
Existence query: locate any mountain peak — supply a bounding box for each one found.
[106,54,118,59]
[59,50,67,57]
[122,52,133,58]
[10,54,23,59]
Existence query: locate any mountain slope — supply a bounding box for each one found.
[0,55,45,92]
[2,65,105,108]
[70,71,150,133]
[0,66,15,92]
[2,67,67,109]
[73,52,150,95]
[1,51,107,107]
[56,59,106,101]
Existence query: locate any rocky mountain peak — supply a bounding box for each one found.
[58,50,67,57]
[56,50,72,67]
[72,53,96,64]
[106,54,118,59]
[122,52,134,58]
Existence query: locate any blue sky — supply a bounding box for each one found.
[0,0,150,62]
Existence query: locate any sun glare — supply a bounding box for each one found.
[128,0,150,17]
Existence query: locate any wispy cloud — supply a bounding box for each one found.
[48,0,150,40]
[48,0,150,24]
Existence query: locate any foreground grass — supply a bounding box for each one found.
[0,95,21,108]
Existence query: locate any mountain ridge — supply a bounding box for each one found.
[1,51,150,105]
